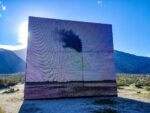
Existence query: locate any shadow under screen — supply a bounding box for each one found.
[19,97,150,113]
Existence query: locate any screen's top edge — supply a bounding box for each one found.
[28,16,112,27]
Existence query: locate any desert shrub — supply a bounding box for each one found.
[117,86,124,90]
[117,74,150,86]
[93,99,118,105]
[130,83,137,89]
[2,88,19,94]
[143,81,150,86]
[93,109,118,113]
[129,83,142,89]
[143,86,150,91]
[136,91,141,94]
[0,72,25,87]
[135,84,142,88]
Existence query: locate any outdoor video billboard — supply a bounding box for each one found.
[25,17,117,99]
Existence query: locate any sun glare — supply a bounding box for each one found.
[18,21,28,47]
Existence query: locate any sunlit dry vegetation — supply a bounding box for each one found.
[0,73,150,88]
[116,73,150,86]
[0,107,5,113]
[0,73,25,87]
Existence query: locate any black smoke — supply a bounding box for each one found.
[58,29,82,52]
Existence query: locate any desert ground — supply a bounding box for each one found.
[0,83,150,113]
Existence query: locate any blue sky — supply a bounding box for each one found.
[0,0,150,57]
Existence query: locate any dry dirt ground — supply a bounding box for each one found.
[0,84,150,113]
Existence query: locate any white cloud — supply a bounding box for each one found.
[0,44,26,50]
[2,4,6,11]
[0,1,6,18]
[97,0,103,7]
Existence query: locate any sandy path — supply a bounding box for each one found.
[0,84,24,113]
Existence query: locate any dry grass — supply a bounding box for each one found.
[0,73,24,87]
[0,107,5,113]
[117,73,150,86]
[143,86,150,91]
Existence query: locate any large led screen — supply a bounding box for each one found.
[25,17,117,99]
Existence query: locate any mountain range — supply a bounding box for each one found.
[115,51,150,74]
[0,49,25,74]
[0,48,150,74]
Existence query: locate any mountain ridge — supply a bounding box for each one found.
[114,50,150,74]
[0,48,150,74]
[0,48,25,74]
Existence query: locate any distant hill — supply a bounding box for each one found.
[14,49,26,61]
[115,50,150,74]
[0,49,25,74]
[0,48,150,74]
